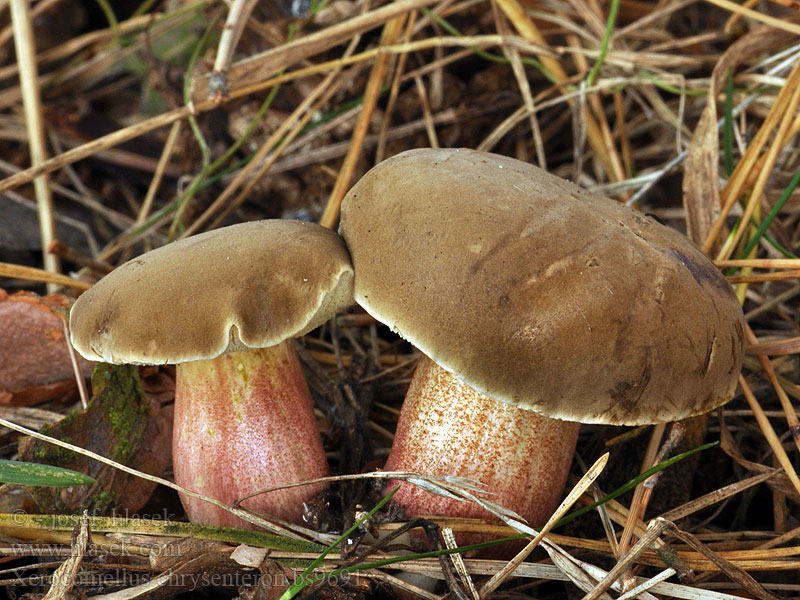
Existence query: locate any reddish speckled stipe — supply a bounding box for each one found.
[384,356,580,545]
[173,341,327,528]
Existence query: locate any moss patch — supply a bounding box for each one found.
[17,364,171,516]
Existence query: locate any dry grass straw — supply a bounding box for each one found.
[8,0,59,291]
[320,11,406,228]
[2,0,800,597]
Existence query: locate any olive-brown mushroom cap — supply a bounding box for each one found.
[70,220,354,365]
[340,148,745,425]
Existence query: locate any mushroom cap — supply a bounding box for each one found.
[340,148,745,425]
[70,220,354,365]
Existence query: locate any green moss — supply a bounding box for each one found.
[17,363,153,515]
[91,364,148,463]
[88,490,117,512]
[32,437,77,464]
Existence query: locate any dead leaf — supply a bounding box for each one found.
[0,289,94,406]
[18,363,171,515]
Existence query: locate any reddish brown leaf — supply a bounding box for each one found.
[0,289,94,406]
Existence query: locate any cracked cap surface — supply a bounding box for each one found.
[70,220,354,365]
[339,148,745,425]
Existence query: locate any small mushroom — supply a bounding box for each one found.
[340,148,745,541]
[70,220,354,528]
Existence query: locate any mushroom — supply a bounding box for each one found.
[70,220,354,528]
[339,148,745,541]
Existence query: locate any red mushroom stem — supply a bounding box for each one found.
[384,356,580,543]
[173,340,327,528]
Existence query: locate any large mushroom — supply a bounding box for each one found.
[340,148,745,541]
[70,220,354,528]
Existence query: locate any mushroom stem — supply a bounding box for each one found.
[173,340,327,528]
[384,356,580,543]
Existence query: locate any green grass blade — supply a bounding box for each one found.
[0,460,95,487]
[723,69,734,177]
[586,0,621,88]
[736,166,800,260]
[279,486,400,600]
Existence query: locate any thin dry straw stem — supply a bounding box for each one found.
[96,211,174,264]
[581,518,672,600]
[716,258,800,269]
[613,90,632,178]
[9,0,59,292]
[210,0,259,99]
[755,524,800,550]
[0,261,90,290]
[587,86,624,190]
[376,10,416,163]
[442,528,479,600]
[734,113,800,194]
[62,320,89,410]
[188,62,360,236]
[1,37,504,196]
[574,0,629,190]
[246,106,480,175]
[492,0,624,182]
[568,0,606,39]
[564,34,589,180]
[0,10,183,111]
[703,0,800,36]
[738,374,800,499]
[0,11,167,83]
[180,28,364,238]
[627,48,800,208]
[615,568,675,600]
[746,322,800,458]
[320,14,406,229]
[703,58,800,255]
[478,453,609,598]
[748,337,800,356]
[138,121,182,229]
[0,34,543,197]
[716,68,800,261]
[413,75,440,148]
[659,470,777,522]
[494,2,546,169]
[658,523,777,600]
[0,105,192,196]
[613,0,697,38]
[0,415,327,542]
[478,105,527,152]
[203,73,355,232]
[0,156,130,233]
[228,35,546,96]
[0,0,454,197]
[617,423,666,556]
[727,270,800,283]
[189,0,445,102]
[744,285,800,321]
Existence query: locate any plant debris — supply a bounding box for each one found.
[17,364,171,515]
[0,289,93,406]
[2,0,800,598]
